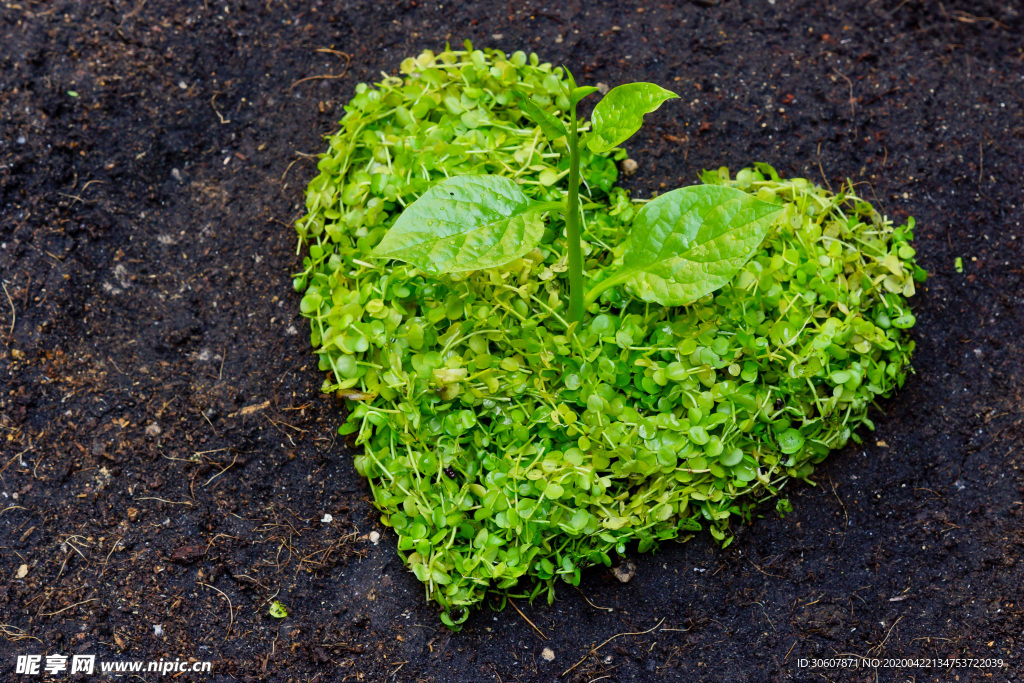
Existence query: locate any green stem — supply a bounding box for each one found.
[565,107,584,324]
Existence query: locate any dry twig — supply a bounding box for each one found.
[2,281,15,341]
[40,598,98,617]
[0,623,40,643]
[199,582,235,637]
[562,617,665,677]
[508,599,546,640]
[288,49,351,91]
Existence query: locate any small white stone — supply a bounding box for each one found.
[541,647,555,662]
[16,564,28,579]
[113,263,131,289]
[153,624,164,637]
[369,531,380,544]
[321,513,333,523]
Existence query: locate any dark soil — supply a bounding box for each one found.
[2,1,1023,681]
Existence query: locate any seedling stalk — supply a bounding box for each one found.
[565,106,585,324]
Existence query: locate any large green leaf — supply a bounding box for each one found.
[618,185,782,306]
[371,175,545,273]
[587,83,678,154]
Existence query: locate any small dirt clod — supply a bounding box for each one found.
[611,561,636,583]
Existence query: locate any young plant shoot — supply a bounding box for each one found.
[371,73,783,323]
[295,45,922,629]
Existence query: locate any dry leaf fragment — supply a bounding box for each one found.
[337,389,377,401]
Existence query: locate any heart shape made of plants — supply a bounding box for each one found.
[293,43,922,628]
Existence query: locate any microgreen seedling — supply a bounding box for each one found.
[371,69,783,324]
[269,600,288,618]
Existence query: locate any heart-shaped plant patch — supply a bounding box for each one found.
[293,43,923,629]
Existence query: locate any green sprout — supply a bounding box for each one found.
[371,72,783,325]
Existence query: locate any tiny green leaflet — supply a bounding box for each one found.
[513,90,566,140]
[371,175,555,273]
[570,85,600,106]
[586,185,783,306]
[587,83,678,154]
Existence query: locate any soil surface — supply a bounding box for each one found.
[2,1,1023,681]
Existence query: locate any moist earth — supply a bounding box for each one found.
[1,1,1022,681]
